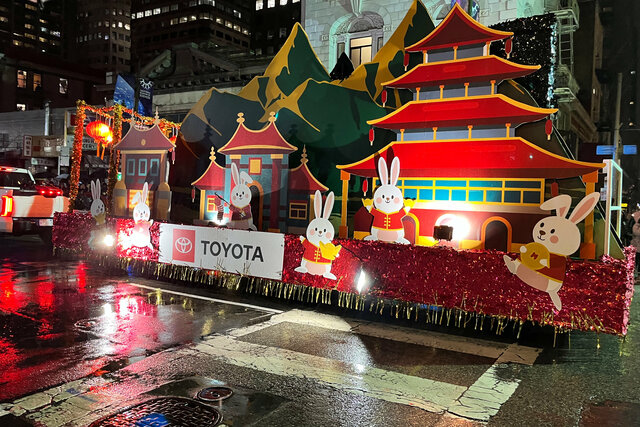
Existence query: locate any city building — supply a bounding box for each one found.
[130,0,252,69]
[75,0,132,73]
[252,0,301,57]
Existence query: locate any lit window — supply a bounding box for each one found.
[153,8,160,15]
[170,18,179,25]
[206,196,218,212]
[289,202,307,220]
[118,21,123,28]
[179,16,187,23]
[255,0,263,10]
[144,10,152,17]
[124,23,130,30]
[170,4,179,11]
[280,0,288,5]
[59,78,68,94]
[17,70,27,88]
[268,0,275,7]
[135,12,143,19]
[279,27,286,38]
[161,6,169,13]
[16,104,26,111]
[249,158,262,174]
[350,36,372,67]
[225,20,232,28]
[25,23,34,29]
[190,15,197,21]
[216,17,223,24]
[0,17,8,23]
[233,24,240,32]
[292,0,299,3]
[33,73,41,91]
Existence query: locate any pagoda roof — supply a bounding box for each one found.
[368,94,557,130]
[192,147,225,190]
[288,147,328,193]
[115,122,175,151]
[337,138,604,179]
[383,55,540,89]
[219,112,297,155]
[406,3,512,52]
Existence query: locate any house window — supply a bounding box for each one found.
[255,0,263,10]
[267,0,275,7]
[249,158,262,174]
[16,104,26,111]
[149,158,159,176]
[289,202,307,220]
[33,73,41,91]
[138,159,148,176]
[17,70,27,88]
[59,78,68,94]
[206,195,218,212]
[126,159,135,176]
[350,36,372,67]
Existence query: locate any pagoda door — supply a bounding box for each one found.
[249,183,263,231]
[483,218,511,252]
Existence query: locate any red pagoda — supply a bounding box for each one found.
[337,3,604,258]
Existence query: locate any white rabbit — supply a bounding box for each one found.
[364,157,411,244]
[90,179,105,225]
[503,192,600,311]
[87,179,106,249]
[129,182,153,249]
[295,190,342,280]
[228,163,256,231]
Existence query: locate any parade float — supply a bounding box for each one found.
[53,3,634,338]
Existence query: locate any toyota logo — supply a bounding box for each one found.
[174,237,193,254]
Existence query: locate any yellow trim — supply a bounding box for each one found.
[510,242,526,252]
[405,3,513,52]
[270,154,283,159]
[418,236,438,246]
[382,55,540,87]
[480,216,512,250]
[459,239,482,250]
[367,94,558,127]
[199,189,205,219]
[219,121,297,153]
[116,149,168,154]
[354,231,370,240]
[288,202,308,220]
[230,154,241,159]
[337,136,605,171]
[453,46,458,60]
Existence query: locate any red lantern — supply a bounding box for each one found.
[86,121,112,140]
[545,118,553,140]
[368,127,374,145]
[505,37,513,59]
[381,89,388,107]
[362,178,368,196]
[403,52,410,70]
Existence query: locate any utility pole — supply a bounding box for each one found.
[613,72,623,164]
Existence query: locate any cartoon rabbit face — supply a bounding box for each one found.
[533,193,600,256]
[132,182,151,223]
[306,190,335,247]
[373,157,404,214]
[230,163,252,209]
[90,180,105,218]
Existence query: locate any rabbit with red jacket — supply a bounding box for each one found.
[228,163,257,231]
[503,193,599,311]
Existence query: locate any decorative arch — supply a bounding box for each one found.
[481,216,512,251]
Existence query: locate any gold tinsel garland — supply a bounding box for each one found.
[106,105,122,214]
[68,100,86,212]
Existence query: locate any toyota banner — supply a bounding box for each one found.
[158,224,285,281]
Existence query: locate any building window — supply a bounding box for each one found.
[150,159,159,176]
[206,195,218,212]
[138,159,148,176]
[280,0,288,5]
[16,104,26,111]
[279,27,287,38]
[33,73,41,91]
[289,202,307,220]
[171,4,179,11]
[59,78,68,94]
[255,0,263,9]
[337,42,345,58]
[17,70,27,88]
[350,36,372,68]
[126,159,135,176]
[249,158,262,174]
[267,0,275,7]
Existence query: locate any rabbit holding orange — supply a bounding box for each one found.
[295,190,342,280]
[229,163,257,231]
[503,192,600,311]
[129,182,154,249]
[87,179,106,248]
[364,157,412,244]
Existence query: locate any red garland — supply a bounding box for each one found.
[115,219,160,262]
[53,213,635,335]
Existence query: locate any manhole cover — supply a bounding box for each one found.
[89,397,222,427]
[196,387,233,403]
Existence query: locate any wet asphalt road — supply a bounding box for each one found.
[0,235,639,426]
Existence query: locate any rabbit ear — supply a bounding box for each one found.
[568,192,600,224]
[313,190,322,219]
[231,163,239,185]
[390,157,400,186]
[96,180,101,197]
[132,192,140,205]
[377,157,388,185]
[323,192,334,219]
[142,182,148,203]
[240,171,252,185]
[90,181,96,200]
[540,194,572,218]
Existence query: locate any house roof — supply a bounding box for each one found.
[367,94,557,130]
[337,138,604,179]
[218,112,298,155]
[382,55,540,89]
[115,122,175,151]
[288,147,328,193]
[406,3,512,52]
[191,147,225,190]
